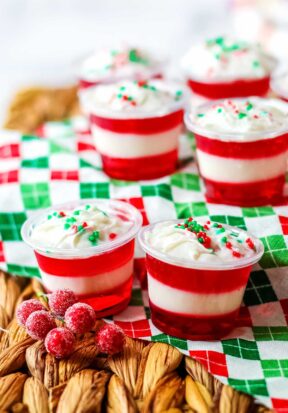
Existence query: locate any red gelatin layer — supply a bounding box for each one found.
[187,76,270,99]
[101,150,178,181]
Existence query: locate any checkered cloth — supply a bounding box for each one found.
[1,117,288,411]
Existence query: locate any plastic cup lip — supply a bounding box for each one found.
[138,219,264,271]
[78,80,189,120]
[271,71,288,100]
[181,53,277,84]
[21,199,143,259]
[184,96,288,142]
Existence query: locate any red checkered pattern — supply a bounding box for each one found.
[50,170,79,181]
[124,197,150,226]
[272,399,288,413]
[0,144,20,158]
[115,319,152,338]
[279,216,288,236]
[0,242,5,263]
[189,350,229,377]
[0,170,19,184]
[77,140,96,152]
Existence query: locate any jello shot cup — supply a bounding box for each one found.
[181,37,276,99]
[78,46,165,90]
[21,199,142,317]
[139,218,264,340]
[80,79,186,180]
[185,97,288,206]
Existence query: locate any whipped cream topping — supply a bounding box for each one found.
[182,37,271,81]
[80,46,162,82]
[191,98,288,137]
[144,218,257,264]
[83,80,185,116]
[30,204,132,250]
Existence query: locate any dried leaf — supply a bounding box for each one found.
[23,377,49,413]
[109,337,146,395]
[107,374,138,413]
[0,304,9,341]
[48,383,67,413]
[185,375,213,413]
[142,372,184,413]
[0,271,21,320]
[135,342,183,399]
[0,372,27,410]
[26,341,47,382]
[57,369,110,413]
[219,385,252,413]
[185,356,222,397]
[11,403,29,413]
[0,337,34,376]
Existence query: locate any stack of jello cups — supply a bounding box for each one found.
[78,46,165,90]
[181,36,276,99]
[139,217,264,340]
[185,97,288,206]
[80,79,186,180]
[22,200,142,317]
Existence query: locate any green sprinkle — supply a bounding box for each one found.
[53,212,58,216]
[89,231,100,245]
[111,50,118,56]
[119,86,126,91]
[128,96,133,101]
[214,53,221,60]
[238,112,247,119]
[246,102,253,111]
[117,94,123,99]
[221,236,228,243]
[217,108,223,113]
[47,215,52,220]
[253,60,260,68]
[73,210,80,216]
[176,90,183,96]
[85,204,91,210]
[66,217,77,224]
[64,223,70,230]
[78,225,84,232]
[198,237,204,243]
[212,223,219,228]
[230,231,239,237]
[216,228,225,234]
[197,113,205,118]
[149,85,157,91]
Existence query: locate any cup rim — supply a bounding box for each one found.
[21,199,143,259]
[184,96,288,141]
[138,219,264,271]
[78,80,189,120]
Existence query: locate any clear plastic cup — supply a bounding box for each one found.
[271,71,288,102]
[80,84,186,180]
[185,98,288,206]
[139,220,264,340]
[22,199,142,317]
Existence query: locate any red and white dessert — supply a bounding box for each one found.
[139,217,263,340]
[80,79,186,180]
[271,71,288,102]
[79,46,164,89]
[21,200,142,317]
[181,36,275,99]
[185,97,288,206]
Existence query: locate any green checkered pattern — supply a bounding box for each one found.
[0,117,288,410]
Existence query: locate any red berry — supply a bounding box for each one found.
[45,327,75,358]
[26,310,56,340]
[64,303,96,334]
[96,324,125,355]
[48,289,77,317]
[16,299,46,327]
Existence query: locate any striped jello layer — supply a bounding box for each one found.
[194,133,287,206]
[90,110,183,180]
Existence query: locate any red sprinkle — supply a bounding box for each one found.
[232,251,242,258]
[82,222,88,228]
[187,217,193,222]
[226,242,232,249]
[203,225,209,230]
[109,233,117,240]
[71,225,78,233]
[59,211,66,217]
[137,80,147,87]
[246,238,255,250]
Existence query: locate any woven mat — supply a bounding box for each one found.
[1,106,288,411]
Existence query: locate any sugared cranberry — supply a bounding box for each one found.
[16,299,45,327]
[26,310,56,340]
[96,324,125,355]
[48,289,77,317]
[45,327,75,358]
[64,303,96,334]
